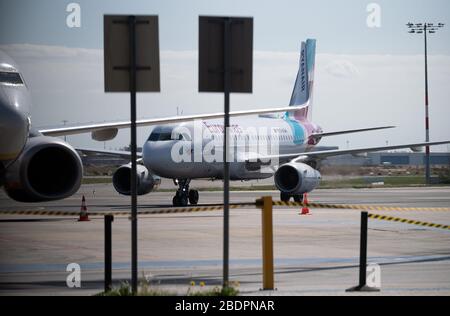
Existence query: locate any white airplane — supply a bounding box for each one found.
[1,40,449,205]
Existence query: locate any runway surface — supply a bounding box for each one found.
[0,184,449,295]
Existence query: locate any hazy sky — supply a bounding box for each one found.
[2,0,450,53]
[1,0,449,151]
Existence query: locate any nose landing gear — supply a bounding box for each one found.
[172,179,199,206]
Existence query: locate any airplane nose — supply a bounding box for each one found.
[0,97,29,163]
[143,140,195,178]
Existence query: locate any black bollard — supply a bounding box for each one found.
[346,211,379,292]
[105,214,114,292]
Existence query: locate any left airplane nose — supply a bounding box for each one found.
[0,97,29,163]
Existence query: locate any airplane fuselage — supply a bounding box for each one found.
[142,116,323,180]
[0,51,31,170]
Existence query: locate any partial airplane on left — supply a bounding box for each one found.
[0,50,84,201]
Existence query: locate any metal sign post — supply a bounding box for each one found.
[128,15,139,296]
[104,15,160,294]
[199,16,253,287]
[222,17,232,288]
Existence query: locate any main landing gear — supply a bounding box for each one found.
[280,192,303,203]
[172,179,199,207]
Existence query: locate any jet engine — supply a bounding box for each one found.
[4,136,83,202]
[112,163,161,195]
[274,162,321,194]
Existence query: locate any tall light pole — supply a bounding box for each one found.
[406,22,445,184]
[62,120,68,142]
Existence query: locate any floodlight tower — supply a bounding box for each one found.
[62,120,68,142]
[406,22,445,184]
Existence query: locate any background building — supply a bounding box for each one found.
[324,152,450,166]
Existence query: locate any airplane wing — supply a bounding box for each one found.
[39,104,308,137]
[259,140,450,162]
[311,126,395,138]
[76,147,139,159]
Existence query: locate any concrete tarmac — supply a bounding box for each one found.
[0,184,449,295]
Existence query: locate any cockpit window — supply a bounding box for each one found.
[158,131,173,141]
[148,126,174,141]
[148,127,162,141]
[148,126,191,141]
[0,72,24,85]
[171,130,191,141]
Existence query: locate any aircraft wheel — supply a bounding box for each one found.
[189,189,199,205]
[172,195,180,206]
[179,195,188,207]
[280,192,290,202]
[293,194,303,203]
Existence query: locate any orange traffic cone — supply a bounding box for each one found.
[78,195,90,221]
[300,193,311,215]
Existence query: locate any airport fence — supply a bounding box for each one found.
[1,200,449,217]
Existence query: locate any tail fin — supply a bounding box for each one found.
[288,39,316,121]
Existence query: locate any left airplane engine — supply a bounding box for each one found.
[112,163,161,196]
[4,136,83,202]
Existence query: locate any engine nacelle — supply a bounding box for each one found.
[91,128,118,141]
[112,164,161,195]
[410,146,423,152]
[4,136,83,202]
[274,162,321,194]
